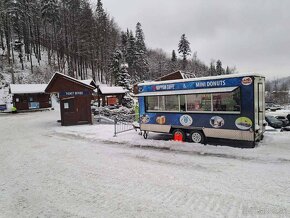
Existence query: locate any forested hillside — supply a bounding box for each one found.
[0,0,236,87]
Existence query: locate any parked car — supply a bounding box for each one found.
[265,115,283,129]
[274,115,289,126]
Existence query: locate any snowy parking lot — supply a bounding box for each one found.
[1,110,290,217]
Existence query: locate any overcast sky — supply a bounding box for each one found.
[93,0,290,79]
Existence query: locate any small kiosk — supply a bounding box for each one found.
[45,73,96,126]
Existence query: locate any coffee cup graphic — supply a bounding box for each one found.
[156,116,166,125]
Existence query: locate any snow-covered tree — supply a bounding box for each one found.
[119,63,133,108]
[134,22,149,81]
[126,30,136,76]
[41,0,59,24]
[135,22,146,54]
[178,34,191,70]
[118,63,131,91]
[120,31,128,59]
[110,49,122,86]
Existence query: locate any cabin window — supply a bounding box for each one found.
[29,102,40,109]
[213,88,240,112]
[186,94,211,111]
[63,98,75,112]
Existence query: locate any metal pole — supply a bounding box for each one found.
[114,118,117,137]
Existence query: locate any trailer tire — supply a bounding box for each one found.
[190,130,205,144]
[172,129,186,141]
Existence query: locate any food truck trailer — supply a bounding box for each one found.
[137,73,265,148]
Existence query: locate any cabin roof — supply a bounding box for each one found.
[98,85,127,94]
[79,79,99,88]
[10,84,47,94]
[154,71,196,82]
[45,73,95,93]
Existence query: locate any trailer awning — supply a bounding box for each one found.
[136,86,239,97]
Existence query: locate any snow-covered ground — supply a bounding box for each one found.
[1,109,290,217]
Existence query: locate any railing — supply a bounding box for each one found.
[114,113,138,137]
[93,106,139,136]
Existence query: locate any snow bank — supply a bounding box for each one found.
[53,118,290,163]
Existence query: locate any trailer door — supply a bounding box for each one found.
[254,77,265,138]
[258,82,265,128]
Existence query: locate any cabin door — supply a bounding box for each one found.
[61,97,76,125]
[77,97,89,123]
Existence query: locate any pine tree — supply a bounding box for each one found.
[225,66,230,74]
[170,49,177,72]
[209,60,216,76]
[95,0,108,82]
[216,60,223,75]
[171,50,177,62]
[118,63,131,91]
[126,30,136,76]
[41,0,59,66]
[135,22,146,54]
[178,34,191,70]
[110,49,122,86]
[119,63,133,108]
[41,0,59,24]
[134,22,148,81]
[120,31,128,59]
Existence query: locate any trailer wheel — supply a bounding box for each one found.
[190,130,205,144]
[172,129,186,141]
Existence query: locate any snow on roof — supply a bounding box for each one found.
[181,72,196,79]
[99,85,127,94]
[10,84,48,94]
[79,79,99,87]
[138,72,264,86]
[47,72,95,90]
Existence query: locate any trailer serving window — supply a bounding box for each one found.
[144,87,240,114]
[186,94,211,112]
[146,95,179,111]
[213,88,240,112]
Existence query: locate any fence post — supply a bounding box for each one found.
[114,118,117,137]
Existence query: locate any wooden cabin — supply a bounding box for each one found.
[45,73,96,126]
[10,84,51,111]
[96,85,127,107]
